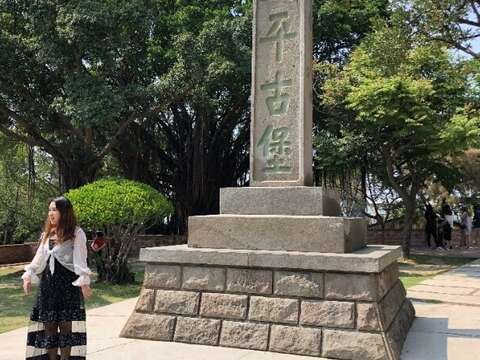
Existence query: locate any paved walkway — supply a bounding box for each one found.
[412,246,480,259]
[402,259,480,360]
[0,298,317,360]
[1,260,480,360]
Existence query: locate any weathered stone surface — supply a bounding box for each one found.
[188,215,366,253]
[135,288,155,313]
[140,244,402,274]
[274,271,323,298]
[144,264,181,289]
[120,313,175,341]
[386,299,415,358]
[154,290,199,315]
[300,300,355,328]
[226,268,272,294]
[174,317,221,345]
[200,293,248,319]
[182,266,225,291]
[379,281,406,329]
[325,273,378,301]
[219,321,269,351]
[249,296,298,324]
[322,329,388,360]
[379,262,399,298]
[220,187,341,216]
[251,0,313,187]
[269,325,322,356]
[357,303,381,331]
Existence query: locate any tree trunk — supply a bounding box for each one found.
[401,198,416,258]
[58,160,101,192]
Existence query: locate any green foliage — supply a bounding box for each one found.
[313,0,390,62]
[323,22,473,185]
[0,0,252,231]
[311,0,391,184]
[441,110,480,149]
[66,178,172,231]
[0,134,57,244]
[396,0,480,59]
[320,19,478,255]
[66,178,172,284]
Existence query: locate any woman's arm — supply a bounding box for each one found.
[72,228,93,298]
[22,235,46,285]
[22,235,46,295]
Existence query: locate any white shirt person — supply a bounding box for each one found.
[22,226,92,287]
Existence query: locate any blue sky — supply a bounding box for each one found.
[472,37,480,54]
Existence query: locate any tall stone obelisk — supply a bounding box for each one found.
[121,2,415,358]
[251,0,313,186]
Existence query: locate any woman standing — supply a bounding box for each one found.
[441,203,454,250]
[424,204,437,248]
[22,197,92,360]
[460,207,473,248]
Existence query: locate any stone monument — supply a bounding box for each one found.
[121,1,415,359]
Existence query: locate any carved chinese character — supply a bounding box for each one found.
[260,71,292,116]
[257,125,292,174]
[260,11,296,62]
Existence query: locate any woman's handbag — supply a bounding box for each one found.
[90,232,107,252]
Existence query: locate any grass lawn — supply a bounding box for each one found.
[399,254,474,289]
[0,262,145,334]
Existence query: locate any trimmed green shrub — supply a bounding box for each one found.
[66,178,173,283]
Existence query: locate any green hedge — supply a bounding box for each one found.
[66,178,173,230]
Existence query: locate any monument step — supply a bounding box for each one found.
[220,186,341,216]
[139,244,401,273]
[188,214,366,253]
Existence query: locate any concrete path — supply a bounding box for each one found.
[0,298,319,360]
[412,246,480,259]
[407,259,480,306]
[402,259,480,360]
[401,302,480,360]
[1,260,480,360]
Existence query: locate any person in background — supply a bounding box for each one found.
[424,204,437,248]
[474,205,480,228]
[441,203,454,250]
[460,206,473,248]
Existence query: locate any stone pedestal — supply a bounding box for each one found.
[121,188,415,360]
[189,215,366,253]
[121,245,414,360]
[120,0,414,357]
[220,187,341,215]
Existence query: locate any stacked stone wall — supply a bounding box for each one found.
[122,262,414,360]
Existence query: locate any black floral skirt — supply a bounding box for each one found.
[26,257,87,360]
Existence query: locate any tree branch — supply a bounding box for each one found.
[458,18,480,28]
[431,34,480,58]
[96,112,139,161]
[471,1,480,23]
[0,105,66,160]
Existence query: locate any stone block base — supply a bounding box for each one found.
[121,246,414,360]
[220,186,341,216]
[188,215,366,253]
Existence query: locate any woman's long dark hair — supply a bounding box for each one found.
[41,196,77,244]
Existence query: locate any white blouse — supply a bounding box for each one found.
[21,227,92,287]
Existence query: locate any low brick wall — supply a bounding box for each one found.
[0,243,38,265]
[367,229,470,247]
[130,235,186,257]
[0,235,187,266]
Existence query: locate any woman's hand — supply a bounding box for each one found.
[23,278,31,295]
[81,285,92,299]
